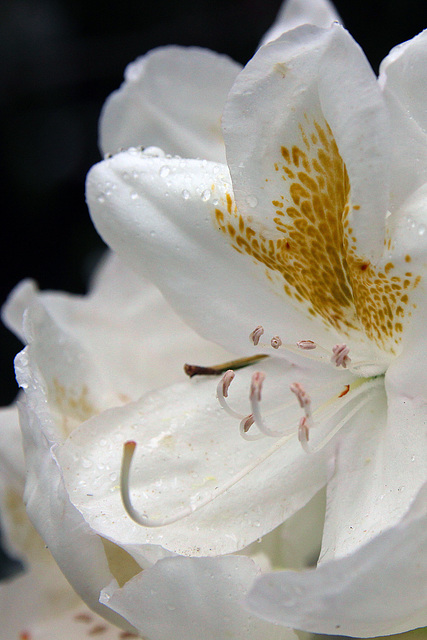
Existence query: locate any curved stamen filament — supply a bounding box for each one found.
[239,414,264,441]
[250,371,284,437]
[120,432,295,528]
[216,370,246,419]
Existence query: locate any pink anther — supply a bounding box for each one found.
[250,371,266,402]
[220,370,235,398]
[289,382,311,409]
[331,343,351,368]
[296,340,317,350]
[250,325,264,346]
[242,414,255,433]
[298,416,310,444]
[271,336,282,349]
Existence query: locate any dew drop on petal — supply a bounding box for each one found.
[418,224,426,236]
[201,189,211,202]
[130,192,139,200]
[245,195,258,208]
[181,189,190,200]
[159,166,170,178]
[144,146,165,158]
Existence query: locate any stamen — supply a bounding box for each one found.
[250,325,264,345]
[290,382,315,451]
[296,340,317,350]
[271,336,282,349]
[289,382,311,409]
[120,432,295,527]
[239,414,264,441]
[331,343,351,368]
[298,417,310,453]
[250,371,266,402]
[216,370,246,419]
[250,371,284,437]
[220,369,234,398]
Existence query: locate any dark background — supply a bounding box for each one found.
[1,0,427,406]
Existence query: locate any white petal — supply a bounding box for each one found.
[59,357,355,556]
[379,30,427,212]
[319,379,426,561]
[260,0,341,47]
[1,278,38,342]
[14,349,137,631]
[99,47,241,163]
[246,482,427,637]
[10,253,231,424]
[87,152,379,362]
[101,555,297,640]
[223,24,389,264]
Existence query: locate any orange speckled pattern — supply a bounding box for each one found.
[214,116,420,352]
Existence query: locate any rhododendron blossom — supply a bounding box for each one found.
[86,17,427,640]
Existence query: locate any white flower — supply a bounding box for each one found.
[85,18,427,639]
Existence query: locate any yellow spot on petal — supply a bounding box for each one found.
[214,117,421,351]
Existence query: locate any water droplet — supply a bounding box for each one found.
[122,172,130,181]
[212,199,219,206]
[109,472,118,482]
[99,438,107,447]
[181,189,190,200]
[159,166,170,178]
[97,195,105,203]
[130,192,139,200]
[411,454,416,462]
[167,604,176,611]
[128,147,138,155]
[81,458,92,469]
[150,230,156,237]
[418,224,426,236]
[144,146,165,158]
[245,195,258,208]
[201,189,211,202]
